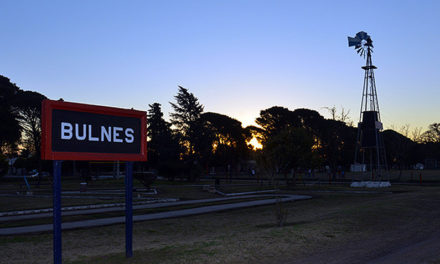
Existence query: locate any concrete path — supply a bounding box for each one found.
[0,194,310,235]
[1,194,282,222]
[0,198,179,220]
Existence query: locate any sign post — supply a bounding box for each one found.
[53,160,62,264]
[125,161,133,257]
[41,99,147,263]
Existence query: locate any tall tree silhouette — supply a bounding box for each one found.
[147,103,180,167]
[170,86,204,158]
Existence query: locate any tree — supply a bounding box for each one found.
[244,125,264,147]
[0,75,21,155]
[256,106,361,174]
[170,86,204,157]
[291,108,325,132]
[260,127,316,184]
[418,123,440,167]
[323,106,352,126]
[411,127,424,143]
[421,123,440,143]
[169,86,205,181]
[201,112,249,167]
[256,106,293,139]
[256,107,325,140]
[0,153,8,177]
[382,129,416,173]
[147,103,180,166]
[317,119,356,173]
[13,90,47,156]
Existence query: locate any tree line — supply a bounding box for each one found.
[147,86,440,181]
[1,75,439,179]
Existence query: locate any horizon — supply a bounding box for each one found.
[1,0,439,132]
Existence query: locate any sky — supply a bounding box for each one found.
[1,0,439,132]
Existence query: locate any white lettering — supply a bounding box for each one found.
[113,127,123,143]
[125,128,134,143]
[61,122,73,140]
[61,123,135,144]
[88,124,99,141]
[101,126,111,142]
[75,124,87,140]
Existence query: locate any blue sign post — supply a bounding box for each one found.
[125,161,133,258]
[53,160,62,264]
[51,161,135,263]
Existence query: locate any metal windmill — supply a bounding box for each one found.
[348,31,388,180]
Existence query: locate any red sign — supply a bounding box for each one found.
[41,99,147,161]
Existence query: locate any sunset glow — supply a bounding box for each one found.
[248,137,262,150]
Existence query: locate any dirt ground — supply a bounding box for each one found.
[285,187,440,264]
[1,185,439,264]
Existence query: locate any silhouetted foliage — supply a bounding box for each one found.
[0,75,21,155]
[421,123,440,143]
[415,123,440,167]
[13,90,47,156]
[256,106,293,139]
[147,103,182,179]
[317,119,356,172]
[291,108,324,132]
[170,86,205,180]
[170,86,204,157]
[244,125,264,146]
[256,106,361,173]
[383,130,416,172]
[256,106,325,140]
[1,73,439,177]
[0,154,8,177]
[147,103,181,162]
[201,112,249,167]
[260,127,317,183]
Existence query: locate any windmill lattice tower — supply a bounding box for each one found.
[348,31,388,180]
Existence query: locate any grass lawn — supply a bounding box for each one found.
[0,196,275,229]
[1,185,440,264]
[0,179,217,213]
